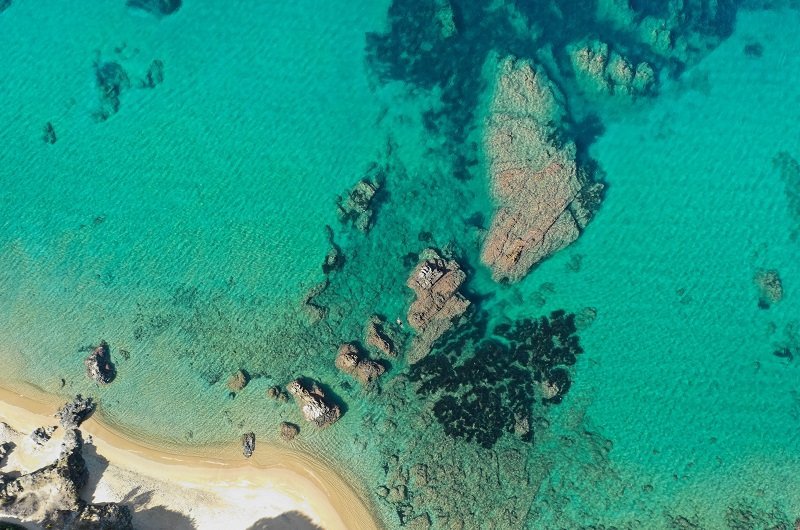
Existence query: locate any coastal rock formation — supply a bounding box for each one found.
[85,341,116,385]
[279,422,299,441]
[227,369,249,392]
[286,379,341,429]
[29,426,56,447]
[241,432,255,458]
[126,0,182,17]
[336,166,383,232]
[335,343,385,385]
[568,40,655,96]
[366,316,396,357]
[55,396,95,430]
[406,249,470,363]
[480,58,603,282]
[0,421,133,529]
[0,442,10,464]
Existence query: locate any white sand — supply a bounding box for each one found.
[0,383,378,530]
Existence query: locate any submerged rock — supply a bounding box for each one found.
[286,379,341,429]
[754,269,783,309]
[0,0,10,13]
[55,395,95,430]
[335,343,385,385]
[227,369,249,392]
[365,316,396,357]
[480,58,603,282]
[140,59,165,89]
[42,122,57,144]
[84,341,116,385]
[568,39,655,96]
[126,0,182,17]
[406,249,470,363]
[241,432,255,458]
[336,165,383,232]
[279,422,299,441]
[92,60,131,122]
[266,386,289,402]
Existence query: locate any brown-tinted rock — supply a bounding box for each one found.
[336,168,382,232]
[266,386,288,402]
[406,249,470,363]
[286,379,341,428]
[226,370,249,392]
[84,340,116,385]
[335,343,386,385]
[280,422,300,441]
[366,316,396,357]
[480,58,603,283]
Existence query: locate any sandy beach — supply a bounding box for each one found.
[0,381,379,530]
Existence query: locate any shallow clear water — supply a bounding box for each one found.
[1,0,800,528]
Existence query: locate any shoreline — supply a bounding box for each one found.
[0,379,379,530]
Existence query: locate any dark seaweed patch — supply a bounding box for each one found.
[409,309,583,448]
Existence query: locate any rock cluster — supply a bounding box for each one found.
[336,168,382,232]
[568,40,655,96]
[30,426,56,447]
[241,432,255,458]
[335,343,385,385]
[286,379,341,429]
[85,340,116,385]
[406,249,470,363]
[266,386,289,402]
[480,58,603,282]
[754,269,783,309]
[0,429,133,529]
[55,395,95,430]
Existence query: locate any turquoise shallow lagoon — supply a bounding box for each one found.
[1,0,800,528]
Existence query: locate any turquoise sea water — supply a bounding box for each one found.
[2,1,800,528]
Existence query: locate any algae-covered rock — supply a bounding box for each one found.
[568,39,655,96]
[481,58,603,282]
[754,269,783,309]
[126,0,182,17]
[406,249,470,363]
[226,369,249,392]
[365,315,396,357]
[279,422,299,441]
[336,169,382,232]
[335,343,385,385]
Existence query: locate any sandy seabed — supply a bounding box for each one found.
[0,381,378,530]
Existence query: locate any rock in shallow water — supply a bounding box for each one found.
[55,395,95,430]
[286,379,341,429]
[754,269,783,309]
[480,58,603,283]
[126,0,182,17]
[84,341,116,385]
[335,343,385,385]
[241,432,255,458]
[279,422,299,441]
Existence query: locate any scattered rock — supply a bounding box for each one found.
[754,269,783,309]
[73,502,134,529]
[575,307,597,331]
[241,432,255,458]
[286,379,341,429]
[29,426,56,447]
[568,39,655,96]
[322,225,344,274]
[480,58,603,282]
[55,395,95,430]
[84,340,116,385]
[301,278,329,324]
[366,315,396,357]
[279,422,299,441]
[126,0,182,17]
[744,42,764,57]
[42,122,57,144]
[226,369,249,392]
[406,249,470,363]
[92,60,131,122]
[335,343,386,385]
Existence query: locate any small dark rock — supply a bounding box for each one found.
[744,42,764,57]
[42,122,57,144]
[126,0,182,16]
[241,432,255,458]
[140,59,164,88]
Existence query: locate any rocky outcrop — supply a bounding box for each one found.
[286,379,341,429]
[365,316,396,357]
[406,249,470,363]
[754,269,783,309]
[0,423,133,529]
[126,0,182,17]
[266,386,289,402]
[241,432,255,458]
[480,58,603,282]
[55,396,95,430]
[30,426,56,447]
[0,442,10,464]
[335,343,385,385]
[84,341,116,385]
[568,40,655,96]
[279,422,299,441]
[227,370,249,392]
